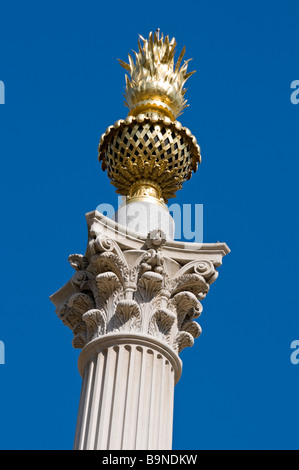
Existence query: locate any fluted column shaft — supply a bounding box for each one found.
[73,334,182,450]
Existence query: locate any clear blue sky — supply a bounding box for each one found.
[0,0,299,450]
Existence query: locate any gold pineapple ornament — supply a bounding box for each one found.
[119,29,195,120]
[98,30,201,205]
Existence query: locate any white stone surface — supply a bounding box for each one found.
[114,200,175,240]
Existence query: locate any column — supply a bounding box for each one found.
[50,212,229,450]
[73,334,181,450]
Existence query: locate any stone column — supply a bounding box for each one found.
[50,31,230,451]
[73,334,180,450]
[50,211,229,450]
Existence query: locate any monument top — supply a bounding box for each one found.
[98,31,201,206]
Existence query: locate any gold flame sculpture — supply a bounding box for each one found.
[119,30,195,120]
[98,30,201,205]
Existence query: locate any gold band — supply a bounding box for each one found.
[125,180,166,207]
[128,100,175,121]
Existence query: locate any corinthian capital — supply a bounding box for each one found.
[50,211,229,356]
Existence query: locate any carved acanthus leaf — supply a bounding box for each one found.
[68,292,95,314]
[91,251,129,283]
[58,292,95,331]
[72,321,88,349]
[174,317,202,353]
[68,254,89,272]
[174,331,195,354]
[148,308,176,343]
[83,309,107,342]
[138,271,164,299]
[72,332,87,349]
[170,291,202,330]
[56,292,95,347]
[113,300,141,332]
[96,272,122,298]
[180,319,202,339]
[171,273,209,299]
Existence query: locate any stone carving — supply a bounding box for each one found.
[54,226,222,356]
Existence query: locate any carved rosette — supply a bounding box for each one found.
[54,229,221,357]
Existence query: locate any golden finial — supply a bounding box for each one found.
[98,31,201,205]
[118,30,195,120]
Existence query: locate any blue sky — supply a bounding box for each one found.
[0,0,299,450]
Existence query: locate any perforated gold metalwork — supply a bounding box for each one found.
[98,114,201,202]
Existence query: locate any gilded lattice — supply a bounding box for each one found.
[98,114,201,201]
